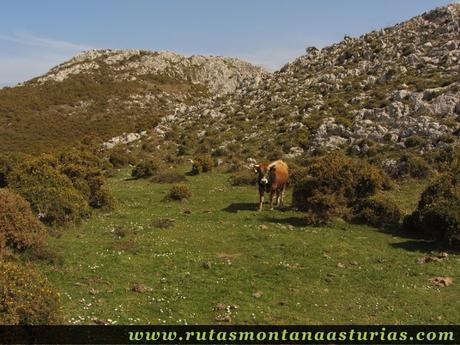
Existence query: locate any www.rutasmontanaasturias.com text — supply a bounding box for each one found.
[127,327,455,343]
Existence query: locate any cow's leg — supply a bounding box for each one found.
[269,190,275,210]
[280,184,286,207]
[258,189,264,211]
[275,189,281,206]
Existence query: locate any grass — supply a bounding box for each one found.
[385,179,429,214]
[38,168,460,325]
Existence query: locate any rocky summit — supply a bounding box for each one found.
[35,49,266,95]
[1,3,459,158]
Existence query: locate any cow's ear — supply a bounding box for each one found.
[253,164,259,173]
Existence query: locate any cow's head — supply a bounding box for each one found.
[254,163,275,188]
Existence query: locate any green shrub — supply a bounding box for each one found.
[22,245,64,266]
[352,194,402,230]
[131,159,163,179]
[0,164,7,187]
[58,148,106,171]
[109,148,136,168]
[302,192,347,226]
[190,156,213,175]
[151,170,186,184]
[212,147,227,157]
[177,144,190,156]
[404,135,426,148]
[287,163,309,187]
[230,170,257,186]
[58,149,116,210]
[0,189,47,252]
[225,160,246,173]
[438,134,455,144]
[404,174,460,248]
[425,145,460,172]
[292,152,390,225]
[165,183,192,201]
[194,143,212,155]
[7,157,90,225]
[266,150,284,162]
[141,141,157,152]
[91,184,117,210]
[402,45,415,56]
[399,154,431,179]
[0,261,62,324]
[0,153,25,188]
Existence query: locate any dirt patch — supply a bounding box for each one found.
[216,252,241,260]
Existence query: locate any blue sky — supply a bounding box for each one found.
[0,0,455,86]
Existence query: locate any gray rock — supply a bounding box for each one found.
[392,90,410,101]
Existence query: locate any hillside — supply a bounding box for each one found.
[154,3,460,160]
[0,50,265,153]
[2,5,459,159]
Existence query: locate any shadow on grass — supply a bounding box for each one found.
[222,202,257,213]
[378,225,433,241]
[260,216,307,228]
[390,240,438,253]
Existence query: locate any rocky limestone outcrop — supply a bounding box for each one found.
[36,49,266,95]
[102,131,148,149]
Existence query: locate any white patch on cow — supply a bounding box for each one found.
[261,178,268,184]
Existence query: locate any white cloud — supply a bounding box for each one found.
[0,32,91,52]
[0,32,92,86]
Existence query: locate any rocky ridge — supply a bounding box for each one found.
[35,49,266,95]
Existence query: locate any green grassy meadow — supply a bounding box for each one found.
[38,169,460,325]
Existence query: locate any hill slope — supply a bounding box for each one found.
[0,50,265,153]
[154,3,460,159]
[1,4,459,160]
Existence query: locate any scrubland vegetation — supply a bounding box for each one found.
[1,143,460,324]
[0,261,62,325]
[0,146,114,226]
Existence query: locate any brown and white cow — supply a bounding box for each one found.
[254,160,289,211]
